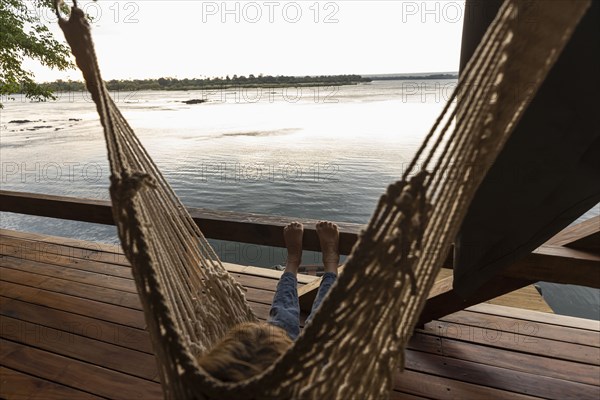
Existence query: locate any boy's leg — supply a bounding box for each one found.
[267,222,303,340]
[306,221,340,324]
[306,272,337,324]
[268,272,300,339]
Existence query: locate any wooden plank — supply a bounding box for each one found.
[0,233,597,398]
[408,331,600,386]
[467,303,600,331]
[0,266,273,320]
[404,349,599,400]
[0,191,363,254]
[0,266,142,310]
[0,339,162,400]
[1,228,126,257]
[439,309,600,347]
[2,230,595,398]
[394,368,543,400]
[0,251,280,306]
[0,296,153,354]
[0,231,319,320]
[0,244,278,316]
[427,275,454,298]
[0,244,277,293]
[0,277,272,343]
[1,255,137,293]
[422,320,600,365]
[1,237,133,278]
[0,366,103,400]
[0,316,160,381]
[215,271,279,294]
[1,231,315,284]
[223,262,316,284]
[484,284,552,313]
[389,390,432,400]
[0,280,146,329]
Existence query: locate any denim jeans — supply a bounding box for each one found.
[267,271,337,340]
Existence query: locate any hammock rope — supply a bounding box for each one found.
[55,0,590,398]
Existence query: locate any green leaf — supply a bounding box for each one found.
[0,0,75,107]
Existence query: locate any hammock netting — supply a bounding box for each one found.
[55,0,590,398]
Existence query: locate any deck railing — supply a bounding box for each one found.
[0,190,362,255]
[1,189,598,319]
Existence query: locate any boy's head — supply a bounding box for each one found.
[197,322,293,382]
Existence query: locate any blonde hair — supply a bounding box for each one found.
[197,322,293,382]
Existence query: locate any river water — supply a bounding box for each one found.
[1,80,598,319]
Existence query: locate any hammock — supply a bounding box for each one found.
[55,0,590,398]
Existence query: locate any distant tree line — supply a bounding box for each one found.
[370,73,458,81]
[38,74,372,93]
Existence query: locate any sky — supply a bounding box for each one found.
[25,0,466,82]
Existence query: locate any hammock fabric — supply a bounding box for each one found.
[55,1,589,398]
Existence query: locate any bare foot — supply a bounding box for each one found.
[284,222,303,274]
[316,221,340,274]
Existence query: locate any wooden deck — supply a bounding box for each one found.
[1,229,599,399]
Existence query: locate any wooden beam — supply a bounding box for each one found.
[546,216,600,252]
[298,233,599,312]
[0,190,363,255]
[459,0,504,73]
[503,245,600,288]
[0,191,113,226]
[418,244,600,325]
[417,274,533,327]
[427,275,454,298]
[298,242,599,313]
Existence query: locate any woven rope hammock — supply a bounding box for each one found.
[55,0,589,398]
